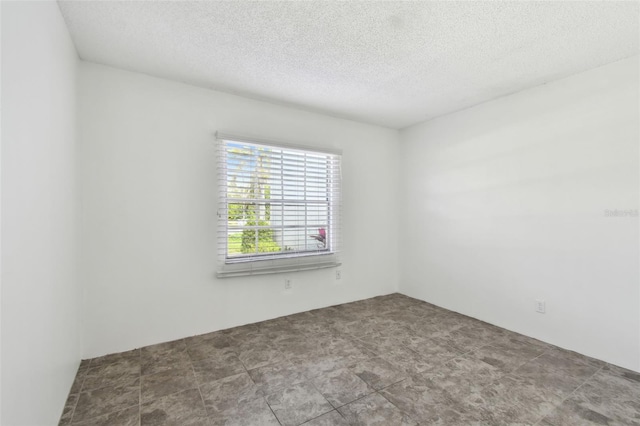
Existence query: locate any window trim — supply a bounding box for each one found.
[215,132,342,278]
[216,132,342,156]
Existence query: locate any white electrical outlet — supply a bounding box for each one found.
[535,299,546,314]
[335,270,342,280]
[284,279,293,290]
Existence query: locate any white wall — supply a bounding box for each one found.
[78,63,399,358]
[1,2,81,424]
[399,57,640,371]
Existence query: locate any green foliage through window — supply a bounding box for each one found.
[240,220,280,254]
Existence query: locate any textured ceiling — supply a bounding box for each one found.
[58,1,639,129]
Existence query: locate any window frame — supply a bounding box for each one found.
[216,133,342,278]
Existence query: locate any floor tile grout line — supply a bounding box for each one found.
[375,385,421,425]
[564,366,606,404]
[305,374,345,411]
[333,407,350,424]
[264,396,283,426]
[509,351,549,379]
[325,386,380,412]
[70,353,136,422]
[333,391,374,412]
[70,403,141,425]
[138,349,142,426]
[296,408,340,425]
[532,364,605,426]
[67,359,92,425]
[188,353,211,420]
[139,385,208,408]
[186,334,281,420]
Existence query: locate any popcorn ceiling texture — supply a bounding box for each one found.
[58,1,638,129]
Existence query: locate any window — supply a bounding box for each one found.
[216,133,341,277]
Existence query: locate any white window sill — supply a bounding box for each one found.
[216,257,341,278]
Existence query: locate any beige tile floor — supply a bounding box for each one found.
[59,293,640,425]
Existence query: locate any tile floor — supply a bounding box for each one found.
[59,293,640,425]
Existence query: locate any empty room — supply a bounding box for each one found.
[1,1,639,425]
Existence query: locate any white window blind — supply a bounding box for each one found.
[216,133,341,277]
